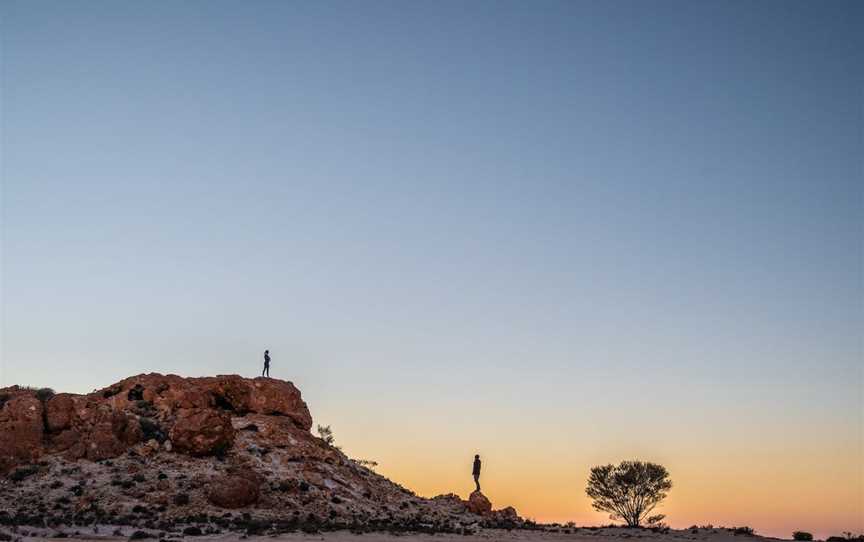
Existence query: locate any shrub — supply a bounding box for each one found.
[316,425,342,451]
[794,532,813,541]
[9,465,38,482]
[585,460,672,527]
[35,388,55,402]
[733,526,755,536]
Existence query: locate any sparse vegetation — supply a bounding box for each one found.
[35,387,55,402]
[353,459,379,470]
[793,532,814,541]
[585,460,672,528]
[733,526,755,536]
[316,424,342,451]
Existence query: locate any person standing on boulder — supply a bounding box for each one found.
[262,350,271,377]
[472,454,482,492]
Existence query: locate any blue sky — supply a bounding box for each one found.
[1,1,862,534]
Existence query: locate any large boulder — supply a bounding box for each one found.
[45,393,76,432]
[245,378,312,429]
[0,389,44,475]
[169,408,234,456]
[466,490,492,515]
[206,475,260,508]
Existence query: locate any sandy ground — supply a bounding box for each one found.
[1,526,783,542]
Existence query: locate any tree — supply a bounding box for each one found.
[316,424,341,451]
[585,460,672,527]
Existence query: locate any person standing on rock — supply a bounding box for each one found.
[262,350,271,377]
[472,454,482,492]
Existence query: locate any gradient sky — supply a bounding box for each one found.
[1,1,862,538]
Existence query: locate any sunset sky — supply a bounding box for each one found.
[1,1,861,539]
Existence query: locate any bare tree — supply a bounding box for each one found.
[585,460,672,527]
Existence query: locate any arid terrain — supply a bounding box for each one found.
[0,374,517,540]
[0,524,790,541]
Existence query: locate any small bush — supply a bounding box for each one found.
[35,388,55,402]
[9,465,38,482]
[316,425,342,451]
[733,527,755,536]
[353,459,378,470]
[793,532,813,541]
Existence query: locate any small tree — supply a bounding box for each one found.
[585,460,672,527]
[793,532,813,541]
[316,424,342,451]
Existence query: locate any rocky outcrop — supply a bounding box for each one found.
[0,374,311,475]
[0,373,521,535]
[206,474,261,508]
[467,490,493,515]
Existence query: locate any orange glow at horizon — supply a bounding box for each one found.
[316,393,862,541]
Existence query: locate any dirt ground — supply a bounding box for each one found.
[2,526,784,542]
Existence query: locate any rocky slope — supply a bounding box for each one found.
[0,374,520,536]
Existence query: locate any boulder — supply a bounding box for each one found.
[45,393,76,432]
[169,409,234,456]
[206,475,260,508]
[0,390,44,474]
[492,506,520,521]
[466,490,492,515]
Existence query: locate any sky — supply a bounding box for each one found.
[1,0,862,538]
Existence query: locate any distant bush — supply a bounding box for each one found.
[733,527,755,536]
[793,532,813,541]
[35,388,55,402]
[585,460,672,527]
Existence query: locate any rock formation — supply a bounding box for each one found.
[467,490,493,515]
[0,374,521,535]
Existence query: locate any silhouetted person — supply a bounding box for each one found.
[472,454,481,492]
[262,350,271,377]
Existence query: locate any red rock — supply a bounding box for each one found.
[0,389,44,474]
[83,408,142,461]
[45,393,76,432]
[206,475,260,508]
[492,506,520,521]
[169,408,234,456]
[245,378,313,429]
[466,490,492,515]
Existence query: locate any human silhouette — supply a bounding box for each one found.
[472,454,481,492]
[262,350,271,377]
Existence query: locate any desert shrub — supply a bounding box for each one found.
[9,465,38,482]
[316,425,342,451]
[733,526,755,536]
[585,460,672,527]
[352,459,378,470]
[793,532,813,541]
[138,417,166,443]
[35,388,55,402]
